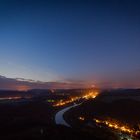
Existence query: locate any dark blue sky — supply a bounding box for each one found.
[0,0,140,88]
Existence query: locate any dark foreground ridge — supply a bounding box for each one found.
[0,89,140,140]
[1,125,101,140]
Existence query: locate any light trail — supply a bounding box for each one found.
[94,118,140,136]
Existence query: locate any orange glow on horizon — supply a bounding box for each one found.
[16,85,30,91]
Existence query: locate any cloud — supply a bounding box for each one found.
[0,71,140,90]
[0,75,89,90]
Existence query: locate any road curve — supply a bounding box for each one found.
[55,103,81,127]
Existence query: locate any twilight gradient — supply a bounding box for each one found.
[0,0,140,89]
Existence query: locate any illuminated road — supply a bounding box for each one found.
[55,103,81,127]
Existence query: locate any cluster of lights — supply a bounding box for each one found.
[54,91,99,107]
[54,99,74,106]
[82,92,98,99]
[94,118,140,136]
[0,96,32,101]
[0,96,22,100]
[79,116,85,121]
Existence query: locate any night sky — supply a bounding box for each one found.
[0,0,140,89]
